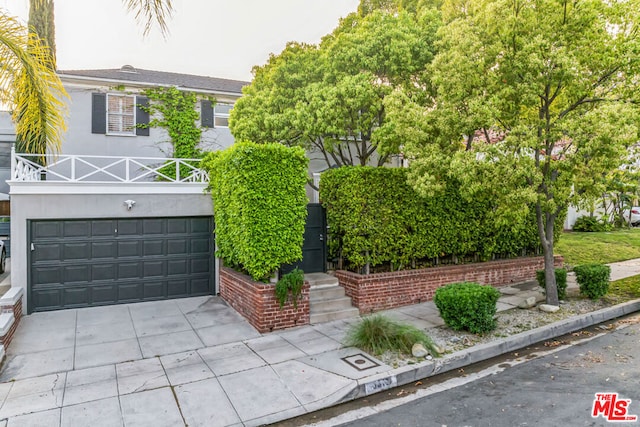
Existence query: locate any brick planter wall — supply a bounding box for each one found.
[335,256,564,314]
[219,267,310,333]
[0,288,24,350]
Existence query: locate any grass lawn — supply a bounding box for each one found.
[607,275,640,303]
[555,228,640,266]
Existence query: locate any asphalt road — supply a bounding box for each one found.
[337,319,640,427]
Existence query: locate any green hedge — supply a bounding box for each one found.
[572,216,613,232]
[434,282,501,334]
[536,268,568,300]
[320,166,556,272]
[574,264,611,300]
[202,142,308,281]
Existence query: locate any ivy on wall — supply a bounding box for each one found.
[138,86,209,179]
[202,142,309,282]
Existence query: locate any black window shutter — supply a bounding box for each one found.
[91,93,106,134]
[136,96,150,136]
[201,100,214,128]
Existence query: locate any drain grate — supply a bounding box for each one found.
[341,353,380,371]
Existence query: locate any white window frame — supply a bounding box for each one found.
[106,93,136,136]
[214,103,232,128]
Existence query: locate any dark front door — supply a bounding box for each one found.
[28,216,214,313]
[282,204,327,274]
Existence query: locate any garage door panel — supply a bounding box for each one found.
[191,238,210,254]
[117,220,140,236]
[92,284,117,304]
[168,280,188,296]
[118,283,143,302]
[191,278,210,294]
[143,282,165,299]
[118,262,141,279]
[63,286,90,306]
[168,260,187,275]
[30,217,214,313]
[191,258,210,274]
[143,260,165,277]
[32,289,62,311]
[33,222,60,239]
[167,218,188,234]
[92,242,116,259]
[64,265,90,283]
[64,221,91,237]
[143,240,164,256]
[64,242,91,260]
[92,263,116,281]
[33,266,62,285]
[118,241,141,257]
[143,219,164,235]
[92,220,116,236]
[191,217,210,233]
[168,239,188,255]
[33,244,61,262]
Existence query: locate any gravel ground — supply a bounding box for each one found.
[379,295,615,368]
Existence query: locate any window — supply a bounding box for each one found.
[214,103,232,128]
[106,94,135,135]
[92,93,149,136]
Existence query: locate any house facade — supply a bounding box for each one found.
[9,66,248,313]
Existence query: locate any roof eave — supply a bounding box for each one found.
[57,73,244,97]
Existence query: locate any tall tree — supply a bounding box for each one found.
[230,8,440,169]
[28,0,55,69]
[392,0,640,305]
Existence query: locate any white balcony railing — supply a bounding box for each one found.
[10,149,209,184]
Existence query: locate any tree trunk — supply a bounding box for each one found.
[542,240,559,305]
[536,202,559,306]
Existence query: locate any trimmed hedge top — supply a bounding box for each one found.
[202,142,309,281]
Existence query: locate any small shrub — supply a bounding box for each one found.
[536,268,568,300]
[574,264,611,300]
[434,282,501,334]
[346,315,439,357]
[572,216,613,232]
[275,268,304,308]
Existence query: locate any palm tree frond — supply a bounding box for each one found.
[0,11,68,160]
[123,0,173,37]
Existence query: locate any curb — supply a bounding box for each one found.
[338,299,640,404]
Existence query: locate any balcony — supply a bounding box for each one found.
[8,149,210,196]
[10,149,209,184]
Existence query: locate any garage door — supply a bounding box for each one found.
[29,217,214,313]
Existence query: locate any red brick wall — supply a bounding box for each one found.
[219,267,310,333]
[0,298,22,349]
[335,256,563,314]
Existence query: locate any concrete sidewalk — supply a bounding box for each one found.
[0,260,638,426]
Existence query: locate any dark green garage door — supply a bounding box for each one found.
[29,217,214,313]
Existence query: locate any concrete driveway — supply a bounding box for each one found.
[0,296,368,426]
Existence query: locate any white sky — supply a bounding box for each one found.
[1,0,360,82]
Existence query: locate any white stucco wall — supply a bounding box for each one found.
[61,84,237,158]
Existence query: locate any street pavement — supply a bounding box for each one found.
[0,260,638,426]
[336,315,640,427]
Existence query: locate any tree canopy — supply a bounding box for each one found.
[230,6,441,168]
[389,0,640,304]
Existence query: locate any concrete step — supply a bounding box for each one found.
[304,273,340,288]
[310,296,355,314]
[310,306,360,324]
[309,286,346,302]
